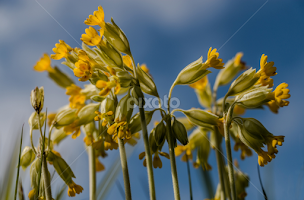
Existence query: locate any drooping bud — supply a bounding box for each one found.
[30,87,44,113]
[235,86,272,108]
[28,112,46,130]
[154,120,167,146]
[115,92,134,123]
[100,96,116,114]
[104,18,131,55]
[20,146,36,170]
[172,117,188,145]
[77,103,100,125]
[136,64,159,97]
[95,40,123,69]
[51,127,68,145]
[180,109,221,129]
[53,109,77,128]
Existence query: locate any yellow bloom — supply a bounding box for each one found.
[33,53,55,73]
[257,150,275,167]
[266,100,280,114]
[104,139,119,150]
[257,74,274,87]
[125,132,141,146]
[139,151,169,169]
[96,157,105,172]
[81,27,102,46]
[206,47,224,69]
[175,144,193,161]
[75,48,98,66]
[189,76,208,90]
[67,181,83,197]
[66,84,86,109]
[73,60,93,82]
[233,104,246,115]
[94,111,114,126]
[84,6,105,27]
[107,121,131,141]
[51,40,72,60]
[64,120,81,139]
[258,54,277,77]
[234,52,245,68]
[95,69,120,96]
[123,55,151,74]
[269,83,290,107]
[28,189,36,200]
[47,113,57,127]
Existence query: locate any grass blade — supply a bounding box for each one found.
[14,124,24,200]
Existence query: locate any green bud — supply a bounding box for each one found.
[47,151,75,185]
[54,109,77,128]
[235,86,272,108]
[30,86,44,113]
[174,57,211,85]
[48,66,74,88]
[20,146,36,170]
[100,97,116,114]
[89,69,108,85]
[95,40,123,69]
[51,127,68,145]
[91,95,106,102]
[172,117,188,145]
[180,109,220,128]
[77,103,100,125]
[175,117,194,131]
[226,68,259,97]
[136,64,159,97]
[131,85,145,106]
[117,71,133,88]
[149,130,158,153]
[154,121,166,146]
[194,82,212,108]
[104,18,131,55]
[28,112,46,130]
[129,110,155,134]
[115,92,134,122]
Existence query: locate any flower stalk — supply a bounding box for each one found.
[88,144,96,200]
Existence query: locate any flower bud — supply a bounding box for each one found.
[172,117,188,145]
[235,86,272,108]
[180,109,220,128]
[226,68,259,97]
[100,97,116,114]
[20,146,36,170]
[95,40,123,69]
[175,117,194,131]
[149,130,159,153]
[194,82,212,108]
[77,103,100,125]
[89,69,108,85]
[28,112,46,130]
[154,121,167,146]
[131,85,145,106]
[30,86,44,113]
[53,109,77,128]
[117,71,133,88]
[136,64,159,97]
[51,127,68,145]
[115,92,134,122]
[104,18,131,55]
[129,110,155,134]
[48,66,74,88]
[91,95,106,102]
[174,57,211,85]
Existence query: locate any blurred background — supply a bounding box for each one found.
[0,0,304,199]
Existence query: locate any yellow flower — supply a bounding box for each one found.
[206,47,224,69]
[94,111,114,126]
[28,189,36,200]
[47,113,57,127]
[33,53,55,73]
[266,100,280,114]
[125,132,140,146]
[234,138,252,160]
[84,6,105,27]
[257,74,274,87]
[73,60,93,82]
[104,139,119,150]
[234,52,246,68]
[258,54,277,77]
[96,157,105,172]
[175,144,193,161]
[75,48,98,66]
[269,83,290,107]
[81,27,103,46]
[189,76,208,90]
[95,68,120,96]
[107,120,131,141]
[67,181,83,197]
[64,120,81,139]
[51,40,72,60]
[233,104,246,115]
[257,150,275,167]
[139,151,169,169]
[123,55,151,74]
[66,84,86,109]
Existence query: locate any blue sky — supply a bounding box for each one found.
[0,0,304,199]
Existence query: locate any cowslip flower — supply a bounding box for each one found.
[81,27,102,46]
[73,60,93,82]
[139,150,169,168]
[233,52,246,69]
[107,120,132,141]
[189,76,208,90]
[95,157,105,172]
[84,6,105,27]
[33,53,55,73]
[51,40,72,60]
[268,83,290,107]
[205,47,224,69]
[67,181,83,197]
[66,84,86,110]
[94,110,114,126]
[175,144,193,161]
[95,67,120,96]
[64,119,81,139]
[258,54,277,77]
[123,55,150,74]
[234,138,252,160]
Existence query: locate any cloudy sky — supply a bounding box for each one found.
[1,0,304,199]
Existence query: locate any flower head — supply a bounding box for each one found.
[73,60,93,82]
[84,6,105,27]
[94,110,114,126]
[81,27,102,46]
[269,83,290,107]
[33,53,54,73]
[66,84,86,110]
[68,181,83,197]
[107,120,131,141]
[95,68,120,96]
[206,47,224,69]
[258,54,277,77]
[51,40,72,60]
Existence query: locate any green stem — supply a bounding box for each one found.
[47,125,54,151]
[88,145,96,200]
[130,54,156,200]
[223,109,236,200]
[167,82,176,113]
[185,155,193,200]
[14,125,23,200]
[30,129,37,155]
[118,138,132,200]
[165,115,180,200]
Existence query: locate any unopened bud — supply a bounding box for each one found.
[20,146,36,170]
[28,112,46,130]
[30,87,44,113]
[95,40,123,69]
[154,121,166,146]
[54,109,77,128]
[235,86,272,108]
[136,64,159,97]
[77,103,100,125]
[172,117,188,145]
